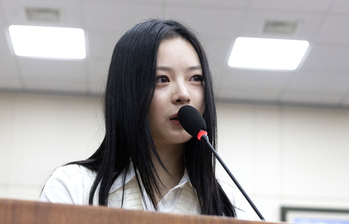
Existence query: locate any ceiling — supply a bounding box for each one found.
[1,0,349,108]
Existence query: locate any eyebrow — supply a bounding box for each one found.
[188,66,202,71]
[156,65,202,71]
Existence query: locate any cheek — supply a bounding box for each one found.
[148,104,159,123]
[148,92,164,121]
[196,88,205,115]
[200,101,205,115]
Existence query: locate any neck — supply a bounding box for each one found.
[152,142,186,201]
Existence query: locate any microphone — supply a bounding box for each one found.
[178,105,265,221]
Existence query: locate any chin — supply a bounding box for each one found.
[175,134,193,144]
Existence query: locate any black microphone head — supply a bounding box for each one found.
[178,105,206,137]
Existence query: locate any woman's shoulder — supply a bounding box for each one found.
[47,164,97,186]
[40,164,96,205]
[52,164,95,179]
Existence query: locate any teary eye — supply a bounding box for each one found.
[190,75,203,82]
[156,75,170,83]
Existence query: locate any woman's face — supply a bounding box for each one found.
[148,37,205,147]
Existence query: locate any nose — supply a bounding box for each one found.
[173,82,190,104]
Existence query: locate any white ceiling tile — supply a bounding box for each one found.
[0,57,22,89]
[212,67,228,98]
[0,0,348,107]
[165,6,244,39]
[239,11,323,39]
[0,12,4,25]
[286,71,349,93]
[204,38,232,64]
[24,78,87,93]
[281,89,344,106]
[87,60,109,95]
[84,2,164,31]
[89,83,105,95]
[0,56,18,76]
[331,0,349,14]
[217,85,281,102]
[18,58,85,79]
[87,31,121,60]
[88,60,108,83]
[87,59,108,95]
[81,0,163,3]
[249,0,333,12]
[210,63,228,95]
[342,94,349,106]
[0,29,11,56]
[222,69,293,89]
[315,15,349,44]
[1,0,83,27]
[167,0,248,8]
[302,45,349,72]
[215,69,292,101]
[0,76,22,90]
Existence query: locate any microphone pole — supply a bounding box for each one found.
[200,133,265,221]
[178,105,265,220]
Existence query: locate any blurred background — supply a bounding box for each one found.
[1,0,349,222]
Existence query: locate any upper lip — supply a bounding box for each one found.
[169,113,178,120]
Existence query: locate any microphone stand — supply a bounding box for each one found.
[201,135,265,221]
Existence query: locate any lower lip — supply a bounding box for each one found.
[170,119,181,126]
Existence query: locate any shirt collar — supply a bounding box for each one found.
[109,162,136,193]
[173,169,190,189]
[109,162,192,194]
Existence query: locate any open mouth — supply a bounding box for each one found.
[169,114,180,125]
[169,113,178,120]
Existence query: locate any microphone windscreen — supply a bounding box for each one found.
[178,105,206,137]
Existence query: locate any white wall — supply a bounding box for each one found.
[0,92,104,201]
[216,103,349,221]
[1,92,349,221]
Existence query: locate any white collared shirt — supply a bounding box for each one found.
[40,164,197,213]
[40,164,256,219]
[142,169,191,213]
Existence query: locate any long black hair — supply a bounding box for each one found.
[71,19,236,217]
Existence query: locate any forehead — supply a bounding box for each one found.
[157,37,200,66]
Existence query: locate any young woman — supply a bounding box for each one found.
[40,19,251,218]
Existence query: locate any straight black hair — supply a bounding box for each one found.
[70,19,236,217]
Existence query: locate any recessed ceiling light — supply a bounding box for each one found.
[228,37,309,70]
[9,25,86,59]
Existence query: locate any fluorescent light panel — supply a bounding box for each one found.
[228,37,309,70]
[9,25,86,59]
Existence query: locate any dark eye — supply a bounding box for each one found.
[190,75,203,82]
[156,75,170,83]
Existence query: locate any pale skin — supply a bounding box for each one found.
[148,37,205,203]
